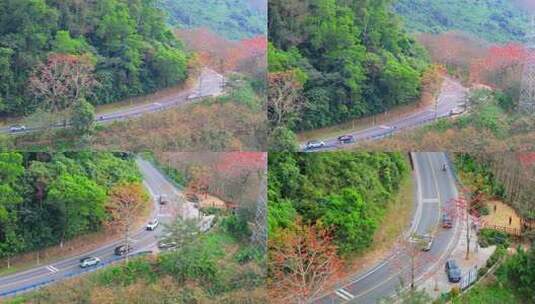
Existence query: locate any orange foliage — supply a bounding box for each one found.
[269,223,343,303]
[469,43,526,87]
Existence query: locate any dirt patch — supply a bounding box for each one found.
[482,200,522,232]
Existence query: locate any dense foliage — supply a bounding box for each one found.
[268,152,408,254]
[159,0,267,40]
[9,225,267,303]
[0,0,188,116]
[0,152,140,262]
[394,0,530,43]
[268,0,428,133]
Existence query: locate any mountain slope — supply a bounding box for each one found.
[158,0,266,40]
[394,0,530,43]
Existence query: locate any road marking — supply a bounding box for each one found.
[335,288,354,301]
[46,265,59,273]
[422,198,439,203]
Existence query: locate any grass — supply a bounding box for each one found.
[297,101,431,142]
[344,161,414,276]
[451,278,518,304]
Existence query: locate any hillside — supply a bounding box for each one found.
[158,0,266,40]
[268,0,429,147]
[0,0,189,117]
[394,0,530,43]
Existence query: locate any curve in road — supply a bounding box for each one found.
[0,158,190,298]
[314,152,462,304]
[301,78,468,152]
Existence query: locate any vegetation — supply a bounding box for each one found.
[8,225,267,303]
[394,0,530,43]
[268,0,429,145]
[0,0,189,117]
[0,152,142,266]
[268,152,409,302]
[159,0,266,40]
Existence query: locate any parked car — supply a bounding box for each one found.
[159,195,169,205]
[305,140,325,150]
[9,125,26,132]
[445,259,461,283]
[114,244,133,256]
[442,213,453,228]
[158,240,177,250]
[146,218,159,230]
[337,134,355,144]
[79,256,100,268]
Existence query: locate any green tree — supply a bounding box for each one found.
[71,98,95,135]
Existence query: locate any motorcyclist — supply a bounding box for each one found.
[442,163,447,171]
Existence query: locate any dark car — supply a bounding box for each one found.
[337,135,355,144]
[442,213,453,229]
[445,259,461,283]
[159,194,169,205]
[114,244,133,256]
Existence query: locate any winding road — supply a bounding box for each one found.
[313,152,462,304]
[301,78,468,151]
[0,68,224,135]
[0,158,194,298]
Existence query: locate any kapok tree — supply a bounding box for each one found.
[268,222,343,304]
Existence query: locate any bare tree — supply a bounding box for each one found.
[268,71,305,127]
[107,183,147,262]
[29,53,98,113]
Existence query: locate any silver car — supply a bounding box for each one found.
[9,125,26,132]
[146,218,159,230]
[305,140,325,150]
[80,256,100,268]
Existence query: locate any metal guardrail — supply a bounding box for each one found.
[0,251,152,298]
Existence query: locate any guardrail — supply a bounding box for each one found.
[0,251,151,298]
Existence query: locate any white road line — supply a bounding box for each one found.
[335,288,354,301]
[46,265,59,273]
[422,198,439,203]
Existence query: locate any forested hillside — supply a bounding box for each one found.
[0,152,143,264]
[268,152,409,301]
[394,0,530,43]
[268,0,429,143]
[0,0,189,116]
[158,0,266,40]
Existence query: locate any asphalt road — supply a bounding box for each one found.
[0,68,224,135]
[301,78,468,151]
[313,152,462,304]
[0,158,191,297]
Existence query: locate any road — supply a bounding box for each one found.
[301,78,468,151]
[0,158,195,297]
[0,68,224,135]
[313,152,462,304]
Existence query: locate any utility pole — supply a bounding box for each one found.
[519,14,535,113]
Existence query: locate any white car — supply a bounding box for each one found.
[146,218,159,230]
[9,125,26,132]
[79,256,100,268]
[305,140,326,150]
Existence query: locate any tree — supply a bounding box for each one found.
[71,98,95,135]
[268,222,342,304]
[29,53,97,113]
[107,183,148,262]
[161,217,199,249]
[268,71,305,128]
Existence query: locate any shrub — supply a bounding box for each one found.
[479,228,509,248]
[450,286,461,298]
[234,246,263,264]
[221,214,251,242]
[478,266,489,278]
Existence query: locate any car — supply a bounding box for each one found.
[146,218,159,230]
[445,259,462,283]
[114,244,134,256]
[442,213,453,229]
[337,135,355,144]
[419,234,433,251]
[157,240,177,250]
[159,195,169,205]
[305,140,325,150]
[79,256,100,268]
[9,125,26,132]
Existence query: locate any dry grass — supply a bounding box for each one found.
[343,168,414,278]
[482,200,522,231]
